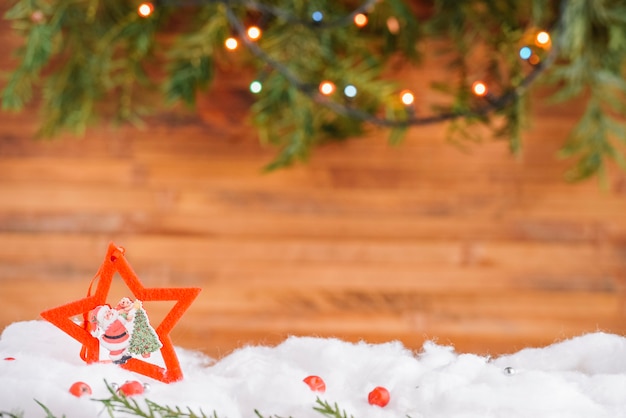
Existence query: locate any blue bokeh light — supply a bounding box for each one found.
[519,46,532,60]
[312,11,323,22]
[344,85,357,98]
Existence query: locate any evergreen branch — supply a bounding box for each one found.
[0,411,24,418]
[144,400,216,418]
[253,410,292,418]
[223,5,308,91]
[224,0,557,130]
[253,398,354,418]
[236,0,378,30]
[547,0,626,181]
[312,398,354,418]
[34,400,65,418]
[159,0,379,30]
[3,0,625,180]
[94,381,213,418]
[4,396,411,418]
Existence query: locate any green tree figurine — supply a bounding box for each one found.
[128,306,162,358]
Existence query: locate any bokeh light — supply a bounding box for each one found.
[225,37,238,50]
[386,17,400,34]
[249,81,262,94]
[472,81,487,97]
[400,90,414,105]
[519,46,532,60]
[354,13,368,28]
[137,2,154,17]
[319,81,336,96]
[536,31,550,46]
[247,26,261,41]
[312,11,323,22]
[344,85,357,98]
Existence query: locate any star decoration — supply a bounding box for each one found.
[40,242,201,383]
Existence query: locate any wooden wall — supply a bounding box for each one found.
[1,8,625,359]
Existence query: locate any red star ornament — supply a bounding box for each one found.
[40,242,201,383]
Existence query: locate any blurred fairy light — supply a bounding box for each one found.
[312,11,323,22]
[137,2,154,17]
[354,13,368,28]
[344,85,357,98]
[249,80,262,94]
[319,81,336,95]
[472,81,487,97]
[386,17,400,34]
[535,31,551,47]
[247,26,261,41]
[225,37,238,50]
[400,90,414,105]
[519,46,532,60]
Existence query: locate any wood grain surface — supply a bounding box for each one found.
[1,6,625,359]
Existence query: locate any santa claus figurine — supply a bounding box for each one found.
[88,305,132,364]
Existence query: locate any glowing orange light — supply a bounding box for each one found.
[535,31,550,47]
[400,90,415,105]
[354,13,368,28]
[472,81,488,97]
[387,16,400,35]
[528,54,540,65]
[30,10,45,23]
[319,81,336,96]
[225,37,239,50]
[247,26,261,41]
[137,2,154,17]
[386,17,400,34]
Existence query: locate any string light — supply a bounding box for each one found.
[216,5,542,129]
[354,13,368,28]
[224,37,238,50]
[400,90,414,106]
[137,2,154,18]
[30,10,45,23]
[472,81,488,97]
[535,31,551,47]
[319,81,336,96]
[249,80,262,94]
[219,3,532,123]
[5,0,580,171]
[528,54,540,65]
[247,26,261,41]
[60,2,559,134]
[519,46,532,60]
[312,11,324,23]
[386,17,400,34]
[344,85,357,98]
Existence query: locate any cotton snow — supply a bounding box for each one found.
[1,321,626,417]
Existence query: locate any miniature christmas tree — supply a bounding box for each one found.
[128,307,162,358]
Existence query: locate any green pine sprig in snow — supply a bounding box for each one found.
[1,381,390,418]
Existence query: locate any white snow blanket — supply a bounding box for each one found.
[1,321,626,417]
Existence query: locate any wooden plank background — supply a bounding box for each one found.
[1,6,625,359]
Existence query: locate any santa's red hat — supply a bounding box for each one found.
[87,305,111,332]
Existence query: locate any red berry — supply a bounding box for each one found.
[303,375,326,393]
[118,380,145,396]
[69,381,92,397]
[368,386,390,407]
